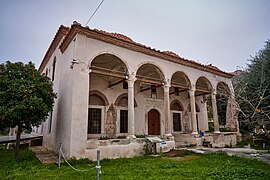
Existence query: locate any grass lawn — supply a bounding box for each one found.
[0,147,270,180]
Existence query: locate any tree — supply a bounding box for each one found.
[0,61,56,160]
[233,40,270,134]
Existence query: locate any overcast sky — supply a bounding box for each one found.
[0,0,270,72]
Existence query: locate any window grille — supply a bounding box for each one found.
[88,108,102,134]
[173,112,181,131]
[120,110,128,133]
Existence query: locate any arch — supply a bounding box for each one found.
[170,99,184,111]
[89,90,109,106]
[216,82,231,126]
[115,93,138,107]
[135,62,165,82]
[217,81,231,96]
[90,53,128,77]
[171,71,191,88]
[195,76,213,92]
[148,109,161,135]
[89,52,130,74]
[188,103,200,112]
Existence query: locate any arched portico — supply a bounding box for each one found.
[89,53,129,137]
[191,76,213,134]
[216,81,238,132]
[135,63,169,135]
[216,82,230,126]
[169,72,191,134]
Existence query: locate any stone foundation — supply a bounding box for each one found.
[84,137,175,160]
[174,132,239,148]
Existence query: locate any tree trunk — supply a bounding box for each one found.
[14,126,22,160]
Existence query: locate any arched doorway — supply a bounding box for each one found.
[148,109,160,135]
[171,100,184,132]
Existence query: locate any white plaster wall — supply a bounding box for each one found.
[41,36,72,154]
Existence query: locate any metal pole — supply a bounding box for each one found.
[96,149,101,180]
[58,143,62,168]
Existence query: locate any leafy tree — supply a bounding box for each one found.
[0,61,56,159]
[233,40,270,134]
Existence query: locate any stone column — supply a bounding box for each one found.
[211,90,220,133]
[189,88,198,134]
[127,77,136,137]
[164,83,172,135]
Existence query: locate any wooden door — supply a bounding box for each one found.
[148,109,160,135]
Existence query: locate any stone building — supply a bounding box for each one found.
[36,22,239,160]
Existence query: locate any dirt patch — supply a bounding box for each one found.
[163,155,199,161]
[166,149,189,157]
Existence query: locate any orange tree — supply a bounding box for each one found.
[0,61,56,160]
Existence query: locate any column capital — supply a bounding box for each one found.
[189,84,196,94]
[211,89,217,95]
[163,82,171,93]
[127,74,137,88]
[189,89,195,96]
[127,79,136,88]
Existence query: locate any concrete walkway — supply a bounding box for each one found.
[28,146,60,164]
[184,147,270,165]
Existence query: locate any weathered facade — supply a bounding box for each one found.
[36,22,239,160]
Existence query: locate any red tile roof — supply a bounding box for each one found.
[39,21,233,78]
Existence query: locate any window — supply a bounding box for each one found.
[48,111,53,133]
[120,110,128,133]
[151,85,157,98]
[52,58,56,81]
[88,108,102,134]
[171,100,183,132]
[173,112,182,131]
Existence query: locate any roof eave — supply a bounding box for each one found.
[59,23,233,78]
[38,25,69,73]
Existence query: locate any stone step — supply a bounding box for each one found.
[28,146,61,164]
